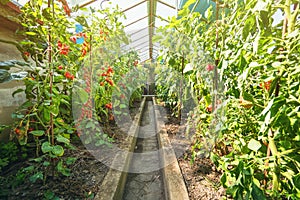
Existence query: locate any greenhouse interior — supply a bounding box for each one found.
[0,0,299,199]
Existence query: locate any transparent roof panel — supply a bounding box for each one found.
[14,0,179,62]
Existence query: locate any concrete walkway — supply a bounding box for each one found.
[123,101,165,200]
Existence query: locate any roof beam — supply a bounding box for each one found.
[157,0,177,9]
[121,34,149,48]
[127,23,156,37]
[148,0,157,61]
[136,44,159,53]
[139,50,150,56]
[141,58,152,63]
[135,45,150,53]
[79,0,98,8]
[125,15,148,27]
[130,40,150,49]
[131,34,150,43]
[121,0,147,13]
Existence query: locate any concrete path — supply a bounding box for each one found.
[123,101,165,200]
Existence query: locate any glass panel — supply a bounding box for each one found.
[11,0,179,61]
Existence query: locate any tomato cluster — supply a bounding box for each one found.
[260,80,272,91]
[57,41,70,55]
[64,71,74,80]
[76,67,93,135]
[105,103,113,110]
[206,64,214,71]
[99,29,109,41]
[119,82,126,90]
[120,94,126,99]
[99,66,114,86]
[69,33,89,57]
[81,41,89,57]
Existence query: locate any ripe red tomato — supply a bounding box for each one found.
[206,64,214,71]
[206,104,212,112]
[259,80,272,91]
[15,128,20,135]
[107,66,113,74]
[24,51,30,57]
[70,36,77,43]
[64,71,74,80]
[105,103,113,110]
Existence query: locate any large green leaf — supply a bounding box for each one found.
[57,160,71,176]
[247,139,262,152]
[41,142,53,153]
[242,16,255,39]
[77,87,89,104]
[30,130,44,137]
[25,32,37,36]
[52,145,64,157]
[29,172,43,183]
[293,174,300,190]
[43,107,51,122]
[251,183,266,200]
[56,135,70,145]
[12,88,24,98]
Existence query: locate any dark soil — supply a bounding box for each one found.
[1,145,109,200]
[0,99,228,200]
[0,100,142,200]
[164,110,227,200]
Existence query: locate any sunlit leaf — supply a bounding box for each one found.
[248,139,262,151]
[52,145,64,157]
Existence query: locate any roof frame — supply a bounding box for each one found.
[75,0,178,63]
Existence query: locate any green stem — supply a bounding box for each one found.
[48,0,55,178]
[268,129,280,192]
[213,0,219,113]
[288,2,299,33]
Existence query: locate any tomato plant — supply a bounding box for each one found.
[9,0,135,180]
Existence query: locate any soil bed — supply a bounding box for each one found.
[164,108,227,200]
[0,100,142,200]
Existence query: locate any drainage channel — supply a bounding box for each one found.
[95,97,189,200]
[122,99,165,200]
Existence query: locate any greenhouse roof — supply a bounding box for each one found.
[14,0,180,63]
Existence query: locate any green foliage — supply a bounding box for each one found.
[156,0,300,199]
[0,0,9,5]
[43,190,60,200]
[0,141,18,172]
[0,125,9,133]
[8,0,136,187]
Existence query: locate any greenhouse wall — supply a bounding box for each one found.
[0,2,25,141]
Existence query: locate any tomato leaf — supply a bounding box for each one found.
[56,135,70,145]
[247,139,261,151]
[41,142,53,153]
[52,145,64,157]
[251,182,266,200]
[30,130,44,137]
